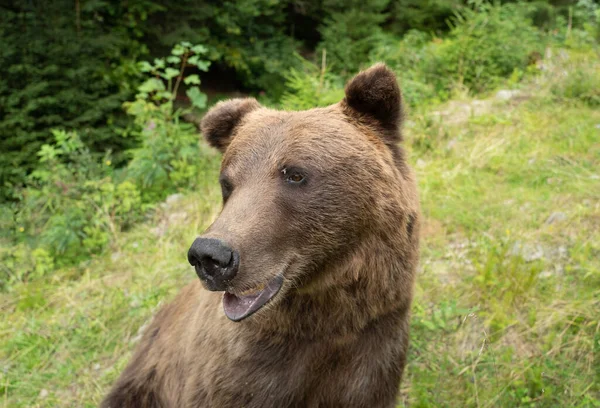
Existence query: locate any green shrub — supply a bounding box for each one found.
[279,55,345,111]
[388,0,465,35]
[369,30,440,106]
[549,51,600,106]
[0,1,152,201]
[318,0,390,76]
[0,129,144,287]
[0,43,213,289]
[426,1,544,93]
[125,42,211,202]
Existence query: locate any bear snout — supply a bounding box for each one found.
[188,237,240,291]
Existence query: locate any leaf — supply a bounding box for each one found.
[171,46,185,56]
[186,87,207,109]
[196,61,211,72]
[184,75,200,85]
[166,56,181,64]
[162,68,180,80]
[155,91,173,101]
[138,61,154,73]
[138,78,165,93]
[191,44,208,54]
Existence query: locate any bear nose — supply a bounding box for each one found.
[188,238,239,291]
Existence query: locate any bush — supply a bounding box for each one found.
[0,129,143,287]
[279,54,345,110]
[0,43,213,289]
[124,42,212,202]
[426,1,544,93]
[369,30,440,106]
[371,1,546,105]
[549,50,600,106]
[317,0,390,76]
[0,1,152,201]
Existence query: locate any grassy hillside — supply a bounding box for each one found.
[1,53,599,407]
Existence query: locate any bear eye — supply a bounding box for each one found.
[282,168,306,185]
[219,176,233,201]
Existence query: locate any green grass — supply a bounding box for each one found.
[2,63,600,407]
[402,91,600,407]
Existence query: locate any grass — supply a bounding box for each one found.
[1,54,599,407]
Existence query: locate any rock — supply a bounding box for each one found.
[523,244,544,262]
[511,241,544,262]
[545,212,567,225]
[496,90,520,101]
[166,193,184,206]
[39,389,49,399]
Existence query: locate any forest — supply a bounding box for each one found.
[1,0,599,406]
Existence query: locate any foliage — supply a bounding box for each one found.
[0,1,156,201]
[317,0,391,76]
[142,0,302,95]
[372,1,547,105]
[425,1,544,93]
[279,53,345,111]
[0,130,143,289]
[548,50,600,106]
[124,42,212,202]
[0,43,212,288]
[388,0,466,34]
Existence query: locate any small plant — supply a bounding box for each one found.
[279,53,344,111]
[125,42,212,201]
[0,130,144,287]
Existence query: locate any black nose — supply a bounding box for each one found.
[188,238,239,291]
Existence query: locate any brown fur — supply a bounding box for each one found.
[101,64,420,408]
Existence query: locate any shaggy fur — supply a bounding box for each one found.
[101,64,420,408]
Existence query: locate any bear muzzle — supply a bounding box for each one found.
[188,237,239,291]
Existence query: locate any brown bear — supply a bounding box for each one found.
[101,63,420,408]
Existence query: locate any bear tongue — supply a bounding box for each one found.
[222,275,284,322]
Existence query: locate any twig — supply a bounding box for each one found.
[318,48,327,97]
[172,52,190,101]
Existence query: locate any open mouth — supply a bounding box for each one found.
[222,275,284,322]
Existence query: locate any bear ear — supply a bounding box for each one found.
[341,63,403,143]
[200,98,261,153]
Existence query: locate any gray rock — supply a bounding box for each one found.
[511,241,544,262]
[496,90,521,100]
[545,212,567,225]
[166,193,184,205]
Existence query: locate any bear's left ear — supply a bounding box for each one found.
[341,63,403,143]
[201,98,261,153]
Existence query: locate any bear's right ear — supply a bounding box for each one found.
[200,98,261,153]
